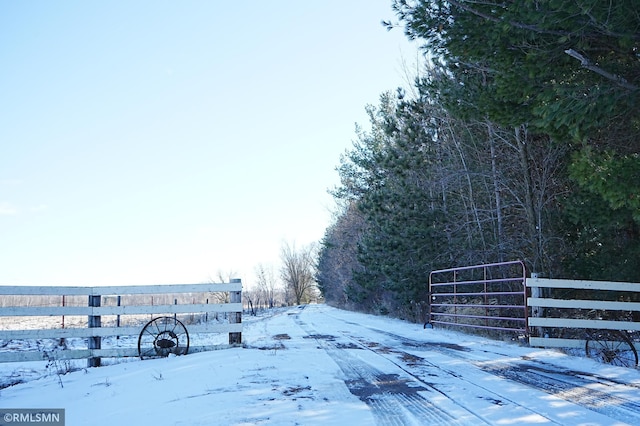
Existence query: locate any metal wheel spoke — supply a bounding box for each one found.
[586,330,638,368]
[138,317,190,359]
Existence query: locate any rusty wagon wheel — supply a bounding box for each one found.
[585,329,638,368]
[138,316,189,359]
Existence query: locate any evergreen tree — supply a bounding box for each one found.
[392,0,640,141]
[392,0,640,280]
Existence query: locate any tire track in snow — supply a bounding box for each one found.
[341,334,566,426]
[339,320,640,425]
[475,361,640,424]
[292,314,478,425]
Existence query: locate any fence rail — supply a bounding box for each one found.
[0,281,242,365]
[526,277,640,348]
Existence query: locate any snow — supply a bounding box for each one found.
[1,304,639,425]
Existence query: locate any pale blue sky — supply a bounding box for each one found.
[0,1,416,287]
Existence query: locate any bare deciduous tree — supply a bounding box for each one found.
[317,202,366,309]
[255,263,280,309]
[208,270,239,304]
[280,241,318,305]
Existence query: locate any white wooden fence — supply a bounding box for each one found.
[527,277,640,348]
[0,281,242,365]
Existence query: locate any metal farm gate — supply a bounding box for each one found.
[427,261,528,336]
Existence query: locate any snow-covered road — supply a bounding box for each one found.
[1,304,640,425]
[295,305,640,425]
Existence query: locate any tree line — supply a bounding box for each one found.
[243,241,320,313]
[317,0,640,322]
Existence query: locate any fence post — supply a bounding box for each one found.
[116,295,121,328]
[61,295,65,329]
[529,273,544,337]
[229,278,242,345]
[88,294,101,367]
